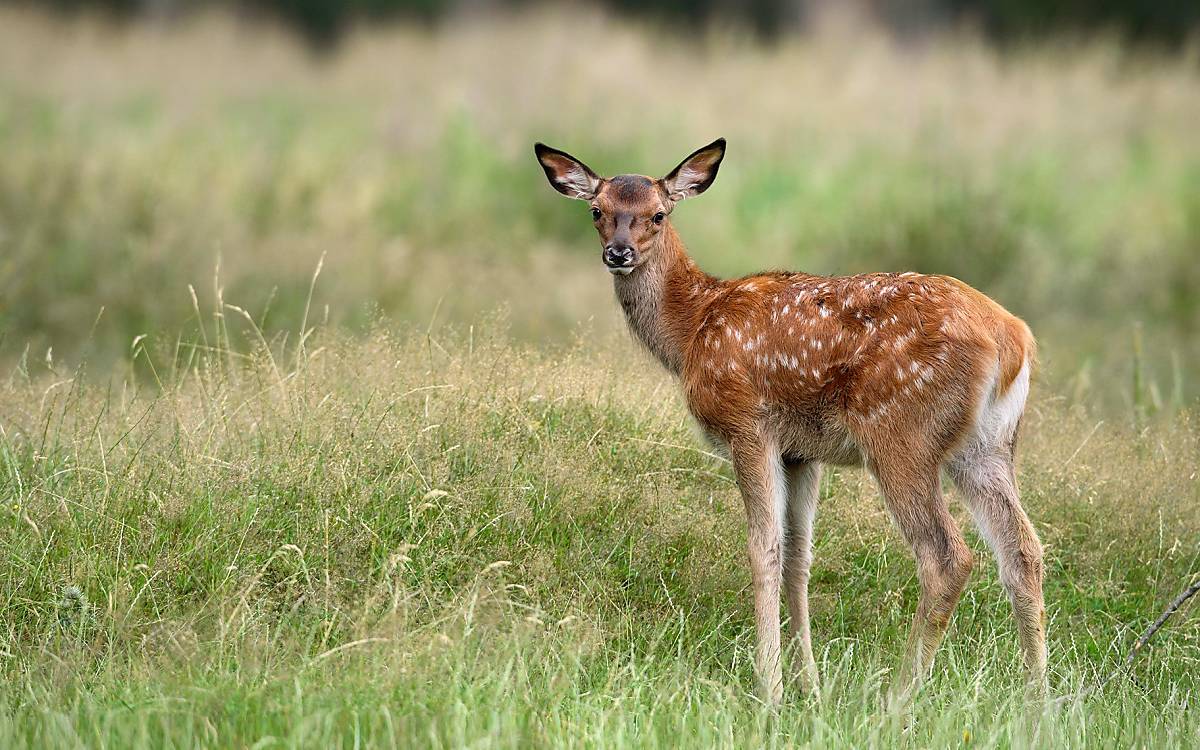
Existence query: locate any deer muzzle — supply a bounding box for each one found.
[603,244,636,275]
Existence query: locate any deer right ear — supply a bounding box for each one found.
[661,138,726,202]
[535,143,601,200]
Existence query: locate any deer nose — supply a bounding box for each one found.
[603,244,635,268]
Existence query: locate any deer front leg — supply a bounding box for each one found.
[784,459,821,695]
[730,438,786,705]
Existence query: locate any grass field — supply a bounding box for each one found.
[0,321,1197,746]
[2,7,1199,411]
[0,5,1198,748]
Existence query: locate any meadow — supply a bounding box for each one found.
[0,6,1198,747]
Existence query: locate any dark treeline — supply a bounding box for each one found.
[19,0,1200,48]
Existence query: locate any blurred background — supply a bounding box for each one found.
[1,0,1197,414]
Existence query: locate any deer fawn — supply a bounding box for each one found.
[535,138,1047,704]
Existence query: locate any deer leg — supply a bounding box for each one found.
[871,460,973,703]
[783,459,821,694]
[730,438,786,705]
[948,449,1047,697]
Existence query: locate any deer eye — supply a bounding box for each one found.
[591,207,602,221]
[652,212,665,225]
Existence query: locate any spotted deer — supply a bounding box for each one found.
[535,138,1047,704]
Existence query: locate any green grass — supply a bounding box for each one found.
[0,9,1198,411]
[0,320,1196,747]
[0,8,1198,746]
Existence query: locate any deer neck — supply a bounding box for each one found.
[612,223,715,376]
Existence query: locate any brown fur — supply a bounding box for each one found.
[535,139,1048,705]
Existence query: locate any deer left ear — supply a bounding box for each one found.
[661,138,726,202]
[535,143,602,200]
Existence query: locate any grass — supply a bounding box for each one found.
[0,312,1196,747]
[0,7,1198,411]
[0,6,1198,746]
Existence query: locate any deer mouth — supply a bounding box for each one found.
[606,263,635,275]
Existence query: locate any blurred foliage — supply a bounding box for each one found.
[0,8,1196,412]
[15,0,1200,48]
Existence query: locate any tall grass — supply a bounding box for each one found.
[0,291,1197,745]
[0,9,1197,744]
[0,7,1198,411]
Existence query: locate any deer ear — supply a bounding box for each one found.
[661,138,726,202]
[535,143,601,200]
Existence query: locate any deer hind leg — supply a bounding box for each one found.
[729,437,786,705]
[870,457,974,701]
[783,459,821,694]
[947,447,1047,696]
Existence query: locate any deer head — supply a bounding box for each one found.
[534,139,726,275]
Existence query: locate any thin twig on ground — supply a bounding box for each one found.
[1078,575,1200,699]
